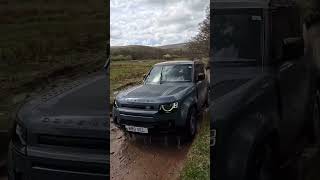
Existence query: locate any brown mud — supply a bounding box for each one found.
[110,121,191,180]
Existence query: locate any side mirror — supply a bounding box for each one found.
[197,73,205,82]
[281,37,304,61]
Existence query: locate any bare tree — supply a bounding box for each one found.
[187,7,210,59]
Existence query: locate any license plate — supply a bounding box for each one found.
[125,125,148,134]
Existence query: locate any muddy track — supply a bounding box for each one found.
[110,121,191,180]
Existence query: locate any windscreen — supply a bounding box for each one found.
[213,14,262,62]
[145,64,192,84]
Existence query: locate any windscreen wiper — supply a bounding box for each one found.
[159,66,163,84]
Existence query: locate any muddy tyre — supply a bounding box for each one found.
[185,107,197,141]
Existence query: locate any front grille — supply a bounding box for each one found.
[121,104,155,110]
[38,135,108,150]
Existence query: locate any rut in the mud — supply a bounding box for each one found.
[110,121,191,180]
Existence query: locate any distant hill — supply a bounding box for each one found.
[157,43,187,50]
[111,45,160,51]
[111,43,189,60]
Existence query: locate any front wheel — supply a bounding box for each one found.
[185,107,197,140]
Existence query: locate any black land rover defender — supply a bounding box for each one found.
[211,0,319,180]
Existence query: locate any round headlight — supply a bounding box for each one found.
[160,102,178,113]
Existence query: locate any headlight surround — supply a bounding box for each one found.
[159,102,179,113]
[14,122,27,146]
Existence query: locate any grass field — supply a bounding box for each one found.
[0,0,107,130]
[180,112,210,180]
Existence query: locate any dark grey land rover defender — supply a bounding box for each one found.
[211,0,319,180]
[8,73,109,180]
[113,60,209,139]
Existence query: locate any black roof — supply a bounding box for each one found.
[211,0,296,9]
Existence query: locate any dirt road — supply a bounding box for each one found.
[110,120,191,180]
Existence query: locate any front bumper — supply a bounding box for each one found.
[8,142,108,180]
[112,107,185,135]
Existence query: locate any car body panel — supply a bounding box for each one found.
[8,73,109,179]
[211,1,314,179]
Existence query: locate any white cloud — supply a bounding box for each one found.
[110,0,209,46]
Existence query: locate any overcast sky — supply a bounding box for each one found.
[111,0,209,47]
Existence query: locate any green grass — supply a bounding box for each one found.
[111,44,189,60]
[180,113,210,180]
